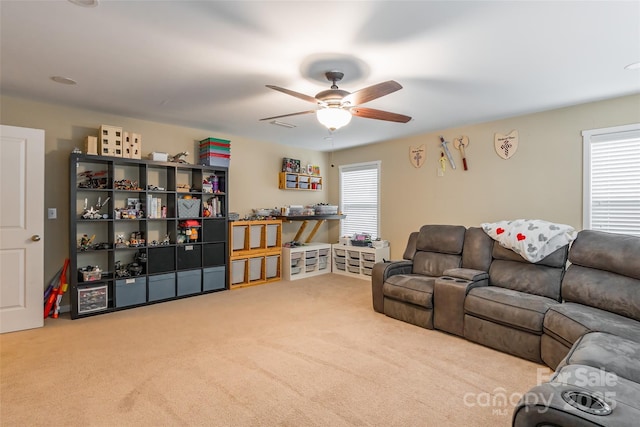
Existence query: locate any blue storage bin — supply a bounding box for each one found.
[203,266,226,291]
[115,277,146,307]
[148,273,176,302]
[177,269,201,296]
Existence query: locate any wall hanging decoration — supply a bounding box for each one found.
[439,151,447,176]
[439,136,456,169]
[495,130,519,159]
[409,144,426,168]
[453,136,470,170]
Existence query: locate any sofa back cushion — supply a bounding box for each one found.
[562,230,640,321]
[488,243,569,300]
[412,225,465,276]
[462,227,493,271]
[403,232,419,260]
[568,230,640,280]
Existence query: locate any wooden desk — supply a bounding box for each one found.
[275,214,346,243]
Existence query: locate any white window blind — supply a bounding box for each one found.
[339,161,380,239]
[583,124,640,236]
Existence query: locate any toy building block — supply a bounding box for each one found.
[130,133,142,159]
[123,132,132,158]
[85,136,98,155]
[99,124,123,157]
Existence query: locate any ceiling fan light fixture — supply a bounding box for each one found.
[317,107,352,131]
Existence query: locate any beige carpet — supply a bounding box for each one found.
[1,274,550,426]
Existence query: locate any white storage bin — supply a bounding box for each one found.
[250,224,264,249]
[362,260,375,269]
[266,255,280,278]
[362,252,376,262]
[249,257,264,281]
[266,224,279,247]
[232,259,247,284]
[232,226,247,251]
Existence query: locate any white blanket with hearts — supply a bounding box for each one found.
[481,219,577,263]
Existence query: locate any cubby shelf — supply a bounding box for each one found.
[282,243,332,280]
[332,244,390,280]
[228,220,282,289]
[69,153,229,319]
[278,172,322,191]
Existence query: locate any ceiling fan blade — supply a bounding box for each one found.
[266,85,318,104]
[350,107,412,123]
[259,110,316,121]
[342,80,403,106]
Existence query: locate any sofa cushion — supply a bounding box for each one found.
[543,302,640,347]
[461,227,493,272]
[402,231,419,260]
[412,251,462,277]
[492,242,568,268]
[569,230,640,281]
[562,264,640,322]
[383,274,435,308]
[488,258,565,301]
[557,332,640,384]
[465,286,559,333]
[415,224,466,254]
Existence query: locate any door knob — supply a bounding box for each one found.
[31,235,41,241]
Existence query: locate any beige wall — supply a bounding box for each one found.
[0,95,330,289]
[327,94,640,259]
[2,93,639,289]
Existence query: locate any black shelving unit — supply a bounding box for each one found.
[69,153,228,319]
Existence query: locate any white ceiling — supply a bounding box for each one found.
[2,1,639,151]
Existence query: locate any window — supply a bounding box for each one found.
[583,124,640,236]
[339,161,381,239]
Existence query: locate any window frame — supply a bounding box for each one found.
[338,160,381,239]
[582,123,640,235]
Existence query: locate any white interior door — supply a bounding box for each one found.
[0,125,45,333]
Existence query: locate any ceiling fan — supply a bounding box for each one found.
[260,71,412,131]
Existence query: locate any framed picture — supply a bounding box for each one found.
[282,157,301,173]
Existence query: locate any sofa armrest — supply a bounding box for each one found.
[372,260,413,313]
[443,268,488,282]
[442,268,489,294]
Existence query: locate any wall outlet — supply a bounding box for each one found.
[48,208,57,219]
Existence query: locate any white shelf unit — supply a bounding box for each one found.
[332,244,390,280]
[282,243,331,281]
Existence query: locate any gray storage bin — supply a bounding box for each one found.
[250,224,264,248]
[115,277,146,308]
[266,255,280,278]
[232,226,247,251]
[148,273,176,302]
[177,269,201,296]
[266,224,279,247]
[232,259,247,284]
[203,266,226,291]
[249,256,264,281]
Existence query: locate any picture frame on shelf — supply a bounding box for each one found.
[282,157,300,173]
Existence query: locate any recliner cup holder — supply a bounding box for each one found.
[441,277,454,280]
[454,279,468,283]
[561,390,612,416]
